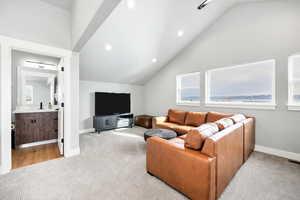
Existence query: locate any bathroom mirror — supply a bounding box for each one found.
[17,66,58,110]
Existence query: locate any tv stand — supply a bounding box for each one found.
[93,113,134,133]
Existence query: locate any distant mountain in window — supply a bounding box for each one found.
[210,94,272,103]
[181,88,200,102]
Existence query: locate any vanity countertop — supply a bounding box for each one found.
[13,109,58,114]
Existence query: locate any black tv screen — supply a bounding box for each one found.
[95,92,131,116]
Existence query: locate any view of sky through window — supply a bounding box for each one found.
[177,73,200,103]
[207,60,275,103]
[291,56,300,103]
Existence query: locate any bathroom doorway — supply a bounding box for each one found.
[11,50,65,169]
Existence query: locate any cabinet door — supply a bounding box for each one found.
[15,115,37,145]
[39,112,58,141]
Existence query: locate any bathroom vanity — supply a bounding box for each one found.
[14,110,58,145]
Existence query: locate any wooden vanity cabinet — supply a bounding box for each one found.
[15,112,58,145]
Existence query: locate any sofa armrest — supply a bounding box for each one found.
[201,123,244,198]
[152,116,168,128]
[147,137,216,200]
[243,117,255,161]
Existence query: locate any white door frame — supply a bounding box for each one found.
[0,35,80,174]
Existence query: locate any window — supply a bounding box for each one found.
[176,72,200,106]
[288,55,300,110]
[206,60,276,109]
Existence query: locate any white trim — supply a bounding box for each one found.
[205,60,276,108]
[288,55,300,107]
[0,42,12,173]
[79,128,96,134]
[207,59,276,73]
[205,102,277,110]
[287,104,300,111]
[17,139,57,148]
[0,166,10,175]
[64,148,80,158]
[0,35,80,174]
[177,102,200,107]
[255,145,300,162]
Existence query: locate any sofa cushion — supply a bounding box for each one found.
[230,114,246,124]
[156,122,194,135]
[206,112,233,123]
[215,118,234,131]
[184,123,219,150]
[184,112,207,127]
[173,125,194,135]
[155,122,179,130]
[168,109,187,125]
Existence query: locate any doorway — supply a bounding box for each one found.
[11,50,65,169]
[0,36,79,175]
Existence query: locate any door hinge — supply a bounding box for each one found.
[61,67,64,72]
[61,138,64,143]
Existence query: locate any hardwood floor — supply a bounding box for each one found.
[12,143,63,169]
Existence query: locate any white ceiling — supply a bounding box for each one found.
[40,0,73,11]
[79,0,251,85]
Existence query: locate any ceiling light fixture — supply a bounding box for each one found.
[105,43,112,51]
[152,58,157,63]
[177,30,184,37]
[198,0,213,10]
[127,0,136,9]
[24,60,58,71]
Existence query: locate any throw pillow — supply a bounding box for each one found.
[215,118,234,131]
[230,114,246,124]
[184,123,219,150]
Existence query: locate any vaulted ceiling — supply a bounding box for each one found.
[40,0,73,11]
[39,0,256,85]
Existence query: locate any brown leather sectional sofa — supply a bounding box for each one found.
[147,109,255,200]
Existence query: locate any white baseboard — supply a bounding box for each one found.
[64,147,80,158]
[255,145,300,162]
[0,166,10,175]
[79,128,95,134]
[18,139,58,148]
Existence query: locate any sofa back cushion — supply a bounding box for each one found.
[184,123,219,150]
[168,109,187,125]
[206,112,233,123]
[184,112,207,127]
[215,118,234,131]
[229,114,246,124]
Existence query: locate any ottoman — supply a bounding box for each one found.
[135,115,153,129]
[144,129,177,141]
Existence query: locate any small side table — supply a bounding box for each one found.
[134,115,153,129]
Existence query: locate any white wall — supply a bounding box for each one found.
[0,0,71,49]
[144,0,300,154]
[79,80,144,131]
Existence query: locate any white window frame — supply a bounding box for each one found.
[176,72,200,106]
[205,60,276,110]
[288,54,300,111]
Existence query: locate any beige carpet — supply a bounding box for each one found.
[0,127,299,200]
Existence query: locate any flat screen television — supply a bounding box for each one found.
[95,92,131,116]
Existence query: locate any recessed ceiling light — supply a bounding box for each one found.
[105,44,112,51]
[177,30,184,37]
[152,58,157,63]
[127,0,136,9]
